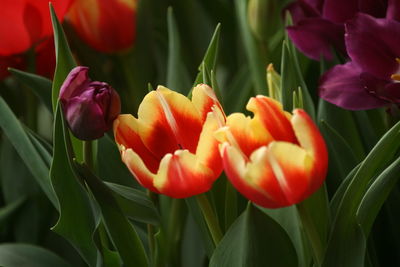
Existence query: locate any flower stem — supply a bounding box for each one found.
[83,141,94,169]
[297,201,324,267]
[196,194,223,246]
[146,190,157,263]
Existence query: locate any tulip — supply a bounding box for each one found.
[0,0,72,79]
[67,0,137,53]
[215,96,328,208]
[320,14,400,110]
[59,66,121,140]
[114,85,224,198]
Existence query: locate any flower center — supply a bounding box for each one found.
[390,58,400,82]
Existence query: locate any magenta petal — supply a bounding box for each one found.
[386,0,400,21]
[287,18,344,60]
[345,13,400,80]
[319,62,387,110]
[322,0,359,23]
[59,66,90,99]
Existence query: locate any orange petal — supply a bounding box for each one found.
[247,96,298,143]
[121,148,159,193]
[291,109,328,192]
[137,86,203,158]
[191,84,224,122]
[153,150,215,198]
[114,114,160,173]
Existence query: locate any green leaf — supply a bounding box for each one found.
[0,96,57,207]
[8,68,53,112]
[74,162,149,267]
[166,7,191,94]
[50,106,98,267]
[106,182,160,225]
[0,244,72,267]
[319,120,359,180]
[357,156,400,236]
[0,198,25,226]
[210,204,298,267]
[235,0,266,95]
[49,4,76,112]
[323,121,400,267]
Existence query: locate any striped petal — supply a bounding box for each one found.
[153,150,215,198]
[137,86,203,158]
[120,148,159,193]
[247,96,298,143]
[191,84,224,122]
[291,109,328,192]
[114,114,160,173]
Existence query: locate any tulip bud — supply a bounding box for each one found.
[248,0,280,42]
[59,66,121,140]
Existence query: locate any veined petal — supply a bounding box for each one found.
[291,109,328,192]
[216,112,272,158]
[121,148,159,193]
[195,110,223,177]
[153,150,215,198]
[247,96,298,143]
[191,84,224,122]
[114,114,160,173]
[137,86,203,158]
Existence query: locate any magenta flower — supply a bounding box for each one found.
[60,66,121,140]
[319,13,400,110]
[285,0,393,60]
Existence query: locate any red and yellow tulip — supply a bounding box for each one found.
[114,84,224,198]
[67,0,137,53]
[216,96,328,208]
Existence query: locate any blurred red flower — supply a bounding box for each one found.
[67,0,137,53]
[0,0,73,79]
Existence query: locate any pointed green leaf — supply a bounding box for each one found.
[106,182,160,225]
[50,105,98,266]
[74,162,149,267]
[210,204,298,267]
[8,68,52,112]
[0,96,57,207]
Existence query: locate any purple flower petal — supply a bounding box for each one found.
[319,62,387,109]
[287,18,344,60]
[322,0,359,23]
[59,66,90,99]
[286,1,321,24]
[386,0,400,20]
[345,13,400,79]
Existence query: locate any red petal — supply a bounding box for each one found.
[247,96,298,143]
[154,150,215,198]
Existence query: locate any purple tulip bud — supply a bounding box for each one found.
[59,66,121,140]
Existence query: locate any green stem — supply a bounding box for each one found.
[146,190,157,263]
[83,141,94,169]
[196,194,223,246]
[297,201,324,267]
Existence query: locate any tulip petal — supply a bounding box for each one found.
[191,84,223,122]
[291,109,328,192]
[216,112,273,158]
[59,66,90,99]
[154,150,215,198]
[220,143,281,208]
[114,115,160,173]
[247,96,298,143]
[195,110,223,177]
[319,62,387,110]
[121,148,159,193]
[137,86,203,158]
